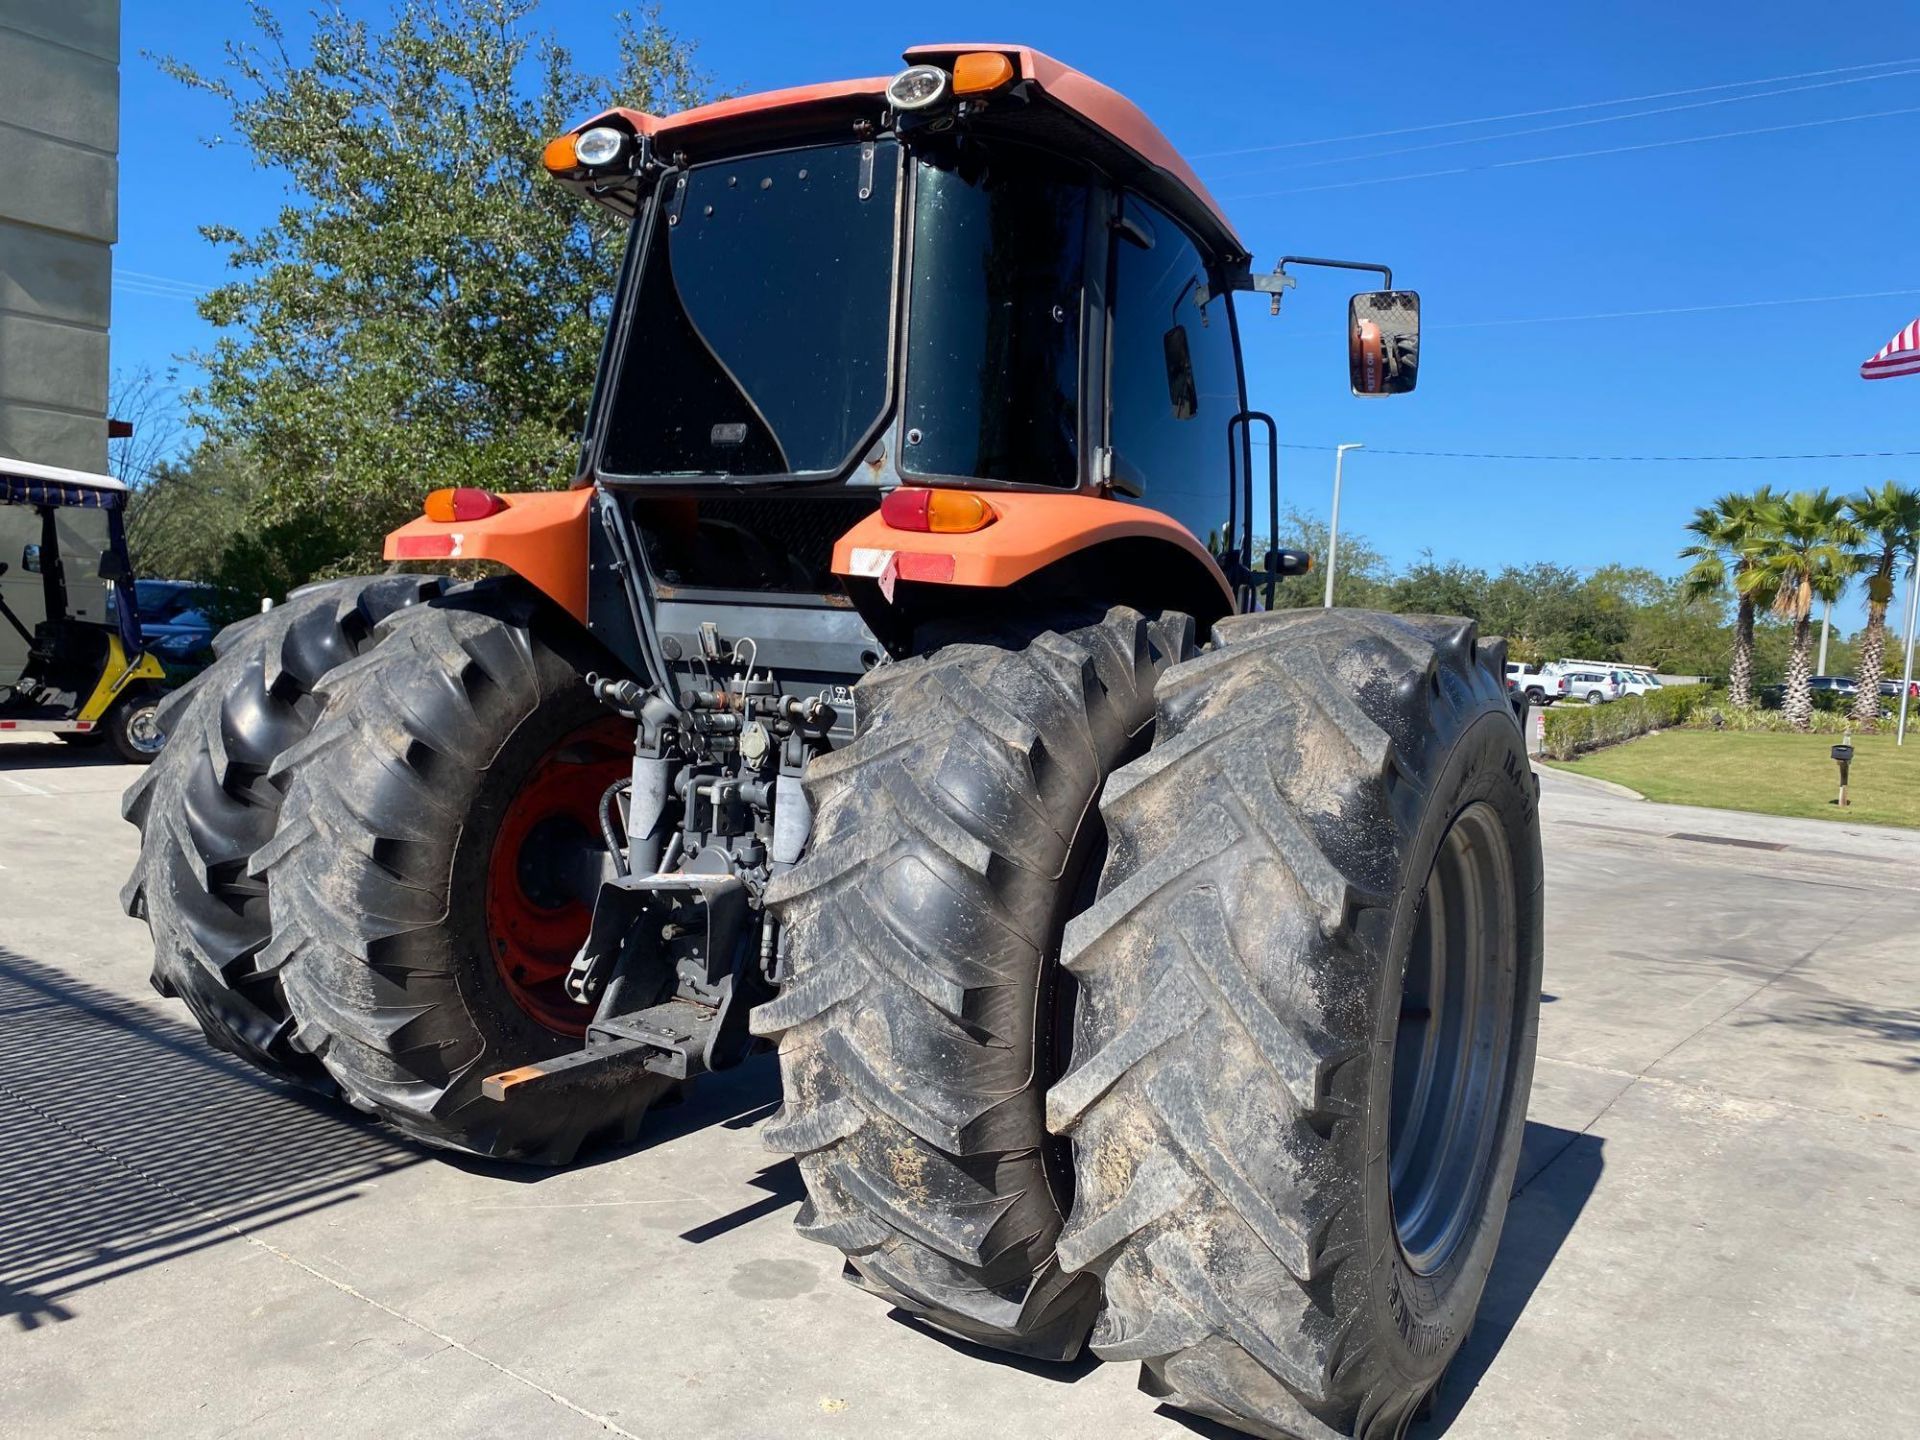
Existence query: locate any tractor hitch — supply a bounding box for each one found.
[484,869,763,1106]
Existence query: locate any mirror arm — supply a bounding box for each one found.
[1207,255,1395,316]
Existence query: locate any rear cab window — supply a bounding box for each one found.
[598,139,902,480]
[900,138,1091,487]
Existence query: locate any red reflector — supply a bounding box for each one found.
[880,488,933,531]
[897,551,957,583]
[393,534,459,559]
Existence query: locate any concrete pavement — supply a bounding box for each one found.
[2,735,1916,1438]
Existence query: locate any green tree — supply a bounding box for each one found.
[1385,555,1488,620]
[124,444,261,582]
[1480,563,1586,664]
[163,0,710,573]
[1846,481,1920,726]
[1750,489,1861,731]
[1679,488,1784,708]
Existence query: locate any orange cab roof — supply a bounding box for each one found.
[566,44,1243,257]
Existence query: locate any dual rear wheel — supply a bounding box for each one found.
[765,605,1542,1438]
[124,578,660,1161]
[125,587,1541,1439]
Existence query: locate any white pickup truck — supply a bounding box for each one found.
[1504,663,1569,706]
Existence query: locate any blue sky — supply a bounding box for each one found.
[115,1,1920,628]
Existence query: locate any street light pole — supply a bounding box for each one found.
[1324,443,1364,609]
[1816,595,1832,675]
[1898,543,1919,746]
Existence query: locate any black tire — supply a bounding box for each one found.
[754,607,1194,1359]
[1048,610,1542,1439]
[107,687,169,763]
[254,582,665,1163]
[1586,690,1603,706]
[122,576,447,1083]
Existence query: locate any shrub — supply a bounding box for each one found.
[1689,703,1857,734]
[1541,684,1712,760]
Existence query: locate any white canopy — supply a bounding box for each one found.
[0,453,126,493]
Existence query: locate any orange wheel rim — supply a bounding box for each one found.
[485,716,634,1035]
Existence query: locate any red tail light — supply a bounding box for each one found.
[880,487,995,534]
[423,487,507,522]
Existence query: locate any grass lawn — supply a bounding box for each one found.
[1546,728,1920,829]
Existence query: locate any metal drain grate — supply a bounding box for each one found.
[1666,832,1789,852]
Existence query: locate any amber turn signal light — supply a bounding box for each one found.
[541,133,578,173]
[951,52,1016,96]
[880,488,996,534]
[423,487,508,523]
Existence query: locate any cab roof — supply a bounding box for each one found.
[558,44,1246,263]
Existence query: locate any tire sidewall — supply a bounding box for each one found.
[1360,702,1543,1388]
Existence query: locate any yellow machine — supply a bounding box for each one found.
[0,457,170,762]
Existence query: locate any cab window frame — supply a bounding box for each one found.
[589,135,910,489]
[894,135,1102,493]
[1100,190,1249,541]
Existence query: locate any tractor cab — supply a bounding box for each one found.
[0,456,170,762]
[391,46,1419,675]
[554,47,1421,623]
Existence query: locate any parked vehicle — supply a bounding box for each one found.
[1560,669,1622,704]
[1758,676,1872,712]
[1,457,171,762]
[1616,670,1664,697]
[131,580,220,676]
[1880,677,1920,700]
[1515,671,1570,705]
[122,45,1539,1440]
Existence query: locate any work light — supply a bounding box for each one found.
[887,65,949,110]
[574,126,626,167]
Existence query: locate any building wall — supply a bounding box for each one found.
[0,1,119,472]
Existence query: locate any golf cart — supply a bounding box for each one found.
[0,456,169,762]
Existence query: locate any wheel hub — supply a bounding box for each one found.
[126,704,167,754]
[1388,801,1518,1276]
[485,717,633,1036]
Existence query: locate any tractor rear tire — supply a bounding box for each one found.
[1048,610,1542,1439]
[254,582,666,1163]
[755,607,1194,1360]
[122,576,447,1083]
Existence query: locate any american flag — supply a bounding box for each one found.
[1861,316,1920,380]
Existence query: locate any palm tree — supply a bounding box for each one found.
[1680,488,1784,707]
[1750,489,1862,731]
[1848,481,1920,726]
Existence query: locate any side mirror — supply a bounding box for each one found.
[98,550,129,582]
[1349,290,1420,396]
[21,544,42,574]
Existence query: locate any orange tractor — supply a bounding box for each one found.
[126,45,1538,1440]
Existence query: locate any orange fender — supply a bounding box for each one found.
[833,490,1236,613]
[385,489,592,622]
